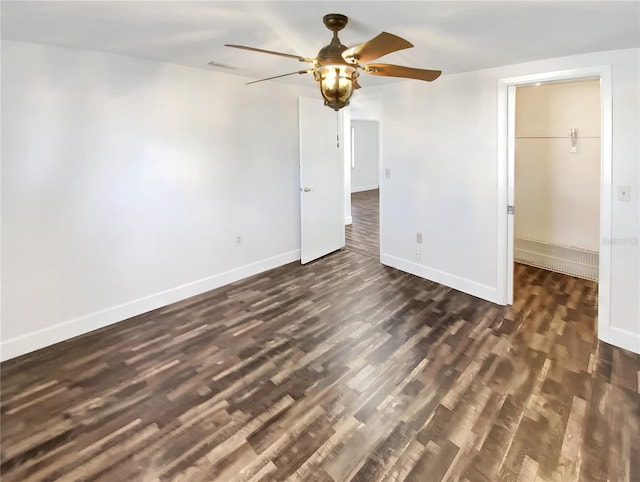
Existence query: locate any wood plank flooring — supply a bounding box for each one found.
[345,189,379,259]
[2,191,639,481]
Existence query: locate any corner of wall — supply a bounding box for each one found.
[380,253,500,304]
[0,250,300,362]
[599,326,640,355]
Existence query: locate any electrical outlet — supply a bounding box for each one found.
[385,168,391,179]
[415,247,421,260]
[416,232,423,244]
[235,235,242,246]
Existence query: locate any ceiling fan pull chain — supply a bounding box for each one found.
[336,111,340,148]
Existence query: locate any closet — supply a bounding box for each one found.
[514,79,600,280]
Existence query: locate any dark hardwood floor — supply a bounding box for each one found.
[2,191,639,481]
[345,189,379,259]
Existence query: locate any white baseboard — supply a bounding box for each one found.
[351,185,379,193]
[345,216,353,225]
[599,325,640,355]
[0,250,301,362]
[381,254,499,304]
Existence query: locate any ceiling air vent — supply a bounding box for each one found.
[207,60,244,70]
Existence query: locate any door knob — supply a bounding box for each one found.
[302,187,312,192]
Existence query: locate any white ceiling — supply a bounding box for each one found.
[2,1,638,88]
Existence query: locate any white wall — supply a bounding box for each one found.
[380,48,639,353]
[351,120,379,193]
[350,92,382,122]
[1,40,314,360]
[515,80,600,251]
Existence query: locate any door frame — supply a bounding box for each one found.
[496,66,612,333]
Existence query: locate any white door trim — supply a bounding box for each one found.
[377,101,384,261]
[496,66,613,338]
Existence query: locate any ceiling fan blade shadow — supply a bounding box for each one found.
[246,69,312,85]
[225,44,314,62]
[364,64,442,82]
[342,32,413,63]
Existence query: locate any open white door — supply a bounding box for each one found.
[299,96,345,264]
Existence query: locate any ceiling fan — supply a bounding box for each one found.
[225,13,442,111]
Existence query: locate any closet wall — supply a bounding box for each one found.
[514,79,600,279]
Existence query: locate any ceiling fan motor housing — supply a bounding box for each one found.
[317,14,351,67]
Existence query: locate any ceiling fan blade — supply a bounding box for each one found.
[246,70,311,85]
[225,44,313,63]
[342,32,413,63]
[364,63,442,82]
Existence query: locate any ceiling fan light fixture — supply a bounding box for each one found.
[315,64,357,111]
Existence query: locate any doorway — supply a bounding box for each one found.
[346,120,380,258]
[345,93,383,260]
[497,66,612,341]
[514,78,601,282]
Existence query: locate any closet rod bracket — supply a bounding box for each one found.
[569,128,577,153]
